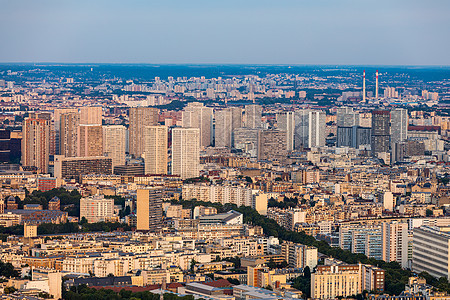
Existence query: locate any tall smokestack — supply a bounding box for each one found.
[363,70,366,102]
[375,70,379,99]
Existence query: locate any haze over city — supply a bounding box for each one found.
[1,0,450,65]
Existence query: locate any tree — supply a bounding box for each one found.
[4,286,17,294]
[303,266,311,279]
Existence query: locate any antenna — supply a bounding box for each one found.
[375,70,379,99]
[363,70,366,102]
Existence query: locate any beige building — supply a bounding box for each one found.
[215,107,242,148]
[182,102,213,148]
[129,107,159,158]
[80,195,114,223]
[311,263,385,299]
[22,117,51,173]
[24,223,37,238]
[59,112,79,157]
[137,188,163,232]
[78,125,103,157]
[171,128,200,180]
[80,106,102,125]
[257,130,287,161]
[103,125,126,168]
[54,108,78,156]
[144,125,168,175]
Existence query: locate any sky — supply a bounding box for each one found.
[1,0,449,65]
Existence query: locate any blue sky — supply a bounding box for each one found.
[1,0,449,65]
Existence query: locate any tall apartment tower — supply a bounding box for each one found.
[103,125,126,168]
[129,107,159,158]
[245,104,262,128]
[22,117,51,173]
[78,125,103,157]
[54,108,78,155]
[136,188,163,232]
[143,125,168,175]
[371,110,390,156]
[171,127,200,179]
[215,109,233,148]
[80,106,102,125]
[182,102,213,148]
[257,130,288,161]
[277,112,295,151]
[215,107,242,148]
[390,108,408,145]
[382,222,408,269]
[294,110,326,149]
[59,112,79,157]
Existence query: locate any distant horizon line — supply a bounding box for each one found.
[0,62,449,68]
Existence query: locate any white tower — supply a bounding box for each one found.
[363,70,366,102]
[376,70,379,99]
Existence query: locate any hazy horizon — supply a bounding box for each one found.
[1,0,449,65]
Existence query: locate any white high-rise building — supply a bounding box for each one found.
[182,102,213,148]
[390,108,408,145]
[103,125,126,168]
[215,107,242,148]
[144,125,168,175]
[129,107,159,158]
[277,112,295,151]
[382,221,409,268]
[79,106,102,125]
[171,128,200,179]
[215,109,233,148]
[54,108,78,155]
[412,226,450,279]
[294,110,326,149]
[80,195,114,223]
[245,105,262,128]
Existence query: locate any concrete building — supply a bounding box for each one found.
[233,128,259,157]
[257,130,287,161]
[371,110,390,156]
[137,188,163,232]
[182,102,213,148]
[78,125,103,157]
[294,110,326,149]
[79,106,102,125]
[129,107,159,158]
[245,105,262,129]
[103,125,126,168]
[22,117,51,173]
[59,111,79,157]
[144,125,168,175]
[171,128,200,180]
[215,107,242,148]
[281,241,318,269]
[277,112,295,152]
[382,221,409,269]
[412,226,450,279]
[54,155,112,182]
[24,223,37,238]
[80,195,114,223]
[54,108,78,156]
[390,108,408,145]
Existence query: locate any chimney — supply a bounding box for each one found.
[363,70,366,102]
[376,70,379,99]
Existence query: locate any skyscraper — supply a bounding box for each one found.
[136,188,163,232]
[390,108,408,145]
[78,125,103,157]
[171,127,200,179]
[129,107,159,158]
[257,130,288,161]
[215,109,233,148]
[294,110,326,149]
[79,106,102,125]
[54,108,78,155]
[144,125,168,175]
[22,117,51,173]
[371,110,390,156]
[245,104,262,128]
[182,102,213,148]
[277,112,295,151]
[59,112,79,157]
[103,125,126,168]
